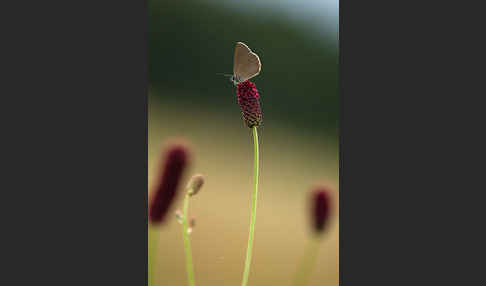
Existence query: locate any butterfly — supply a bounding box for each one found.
[230,42,261,85]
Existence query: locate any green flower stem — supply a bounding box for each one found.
[183,192,195,286]
[148,225,159,286]
[241,126,260,286]
[292,237,320,286]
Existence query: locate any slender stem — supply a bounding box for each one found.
[292,237,320,286]
[148,225,159,286]
[241,126,260,286]
[183,193,195,286]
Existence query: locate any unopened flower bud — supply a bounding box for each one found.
[187,217,196,234]
[175,210,184,224]
[187,174,205,196]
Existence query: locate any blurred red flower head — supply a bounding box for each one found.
[149,143,190,224]
[311,187,332,234]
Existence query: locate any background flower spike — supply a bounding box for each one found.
[311,187,332,234]
[149,143,190,225]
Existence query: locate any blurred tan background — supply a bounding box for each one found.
[149,0,339,284]
[149,96,339,286]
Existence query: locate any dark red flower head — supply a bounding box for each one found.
[236,80,262,128]
[311,187,331,234]
[149,143,190,224]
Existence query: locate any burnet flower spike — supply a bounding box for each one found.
[312,188,332,234]
[237,80,262,128]
[149,143,190,225]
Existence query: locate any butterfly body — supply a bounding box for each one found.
[230,75,242,86]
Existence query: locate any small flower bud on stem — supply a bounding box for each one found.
[187,174,205,196]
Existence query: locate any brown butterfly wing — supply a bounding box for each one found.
[233,42,261,82]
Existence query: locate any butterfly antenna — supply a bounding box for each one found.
[216,73,234,77]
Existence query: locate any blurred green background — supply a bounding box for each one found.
[149,0,339,285]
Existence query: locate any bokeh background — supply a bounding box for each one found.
[148,0,339,285]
